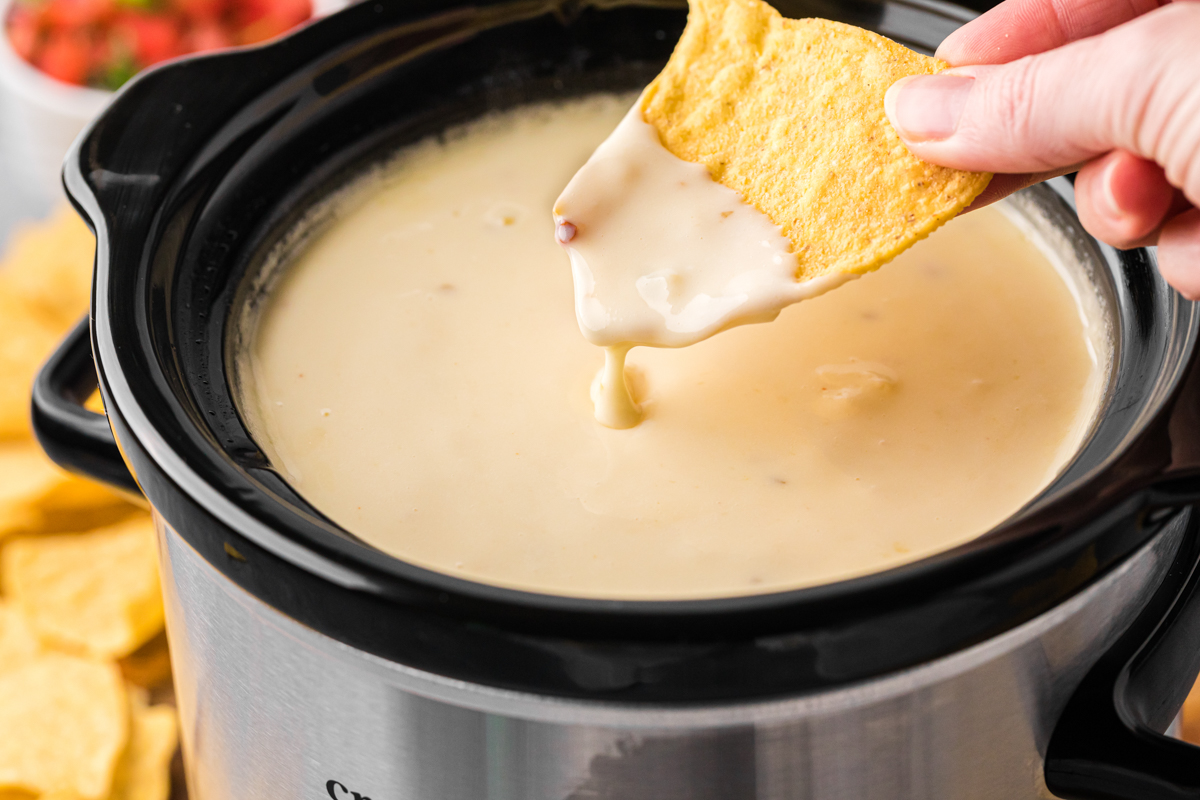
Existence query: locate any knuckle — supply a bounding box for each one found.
[983,59,1053,168]
[1170,131,1200,208]
[1107,6,1200,174]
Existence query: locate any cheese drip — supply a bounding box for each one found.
[554,100,852,427]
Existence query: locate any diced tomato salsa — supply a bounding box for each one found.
[6,0,313,89]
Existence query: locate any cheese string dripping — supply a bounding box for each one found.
[591,344,642,429]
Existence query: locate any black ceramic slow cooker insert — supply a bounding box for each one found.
[28,0,1200,797]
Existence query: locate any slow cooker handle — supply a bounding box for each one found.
[30,316,141,495]
[1045,517,1200,799]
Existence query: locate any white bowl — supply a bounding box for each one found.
[0,0,112,204]
[0,0,351,204]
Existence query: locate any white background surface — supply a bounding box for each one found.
[0,121,55,248]
[0,0,354,248]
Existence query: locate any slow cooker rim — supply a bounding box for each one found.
[70,0,1196,619]
[87,178,1190,620]
[51,0,1200,701]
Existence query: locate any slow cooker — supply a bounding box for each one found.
[27,0,1200,797]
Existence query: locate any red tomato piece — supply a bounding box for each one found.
[43,0,114,29]
[176,0,227,23]
[235,0,310,44]
[233,0,272,25]
[187,20,231,52]
[236,17,286,45]
[264,0,311,25]
[89,30,111,65]
[36,30,90,84]
[287,0,312,25]
[6,6,42,62]
[113,11,181,67]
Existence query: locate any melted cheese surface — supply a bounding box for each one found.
[241,95,1105,599]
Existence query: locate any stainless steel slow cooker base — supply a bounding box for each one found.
[160,511,1189,800]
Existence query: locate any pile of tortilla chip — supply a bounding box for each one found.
[0,208,178,800]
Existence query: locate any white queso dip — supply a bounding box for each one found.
[238,95,1106,600]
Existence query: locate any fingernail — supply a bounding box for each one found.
[885,74,975,142]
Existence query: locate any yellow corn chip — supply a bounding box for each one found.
[0,654,127,800]
[0,443,132,541]
[0,294,61,441]
[119,632,173,690]
[2,516,163,659]
[0,205,96,440]
[0,443,61,536]
[85,390,106,414]
[641,0,991,280]
[0,206,95,332]
[35,476,138,537]
[0,602,42,673]
[108,691,177,800]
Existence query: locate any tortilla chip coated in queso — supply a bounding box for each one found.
[641,0,992,281]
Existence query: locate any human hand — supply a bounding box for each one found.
[883,0,1200,297]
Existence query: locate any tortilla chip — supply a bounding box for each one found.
[641,0,991,280]
[0,206,95,332]
[0,294,61,441]
[85,390,106,414]
[2,516,163,659]
[108,691,177,800]
[118,632,173,690]
[0,654,127,800]
[0,443,132,541]
[0,205,95,441]
[0,444,61,536]
[0,601,42,673]
[35,474,137,536]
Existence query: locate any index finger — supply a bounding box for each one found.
[936,0,1168,66]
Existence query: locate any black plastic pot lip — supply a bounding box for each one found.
[62,0,1196,631]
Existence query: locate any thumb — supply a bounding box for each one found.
[884,2,1200,206]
